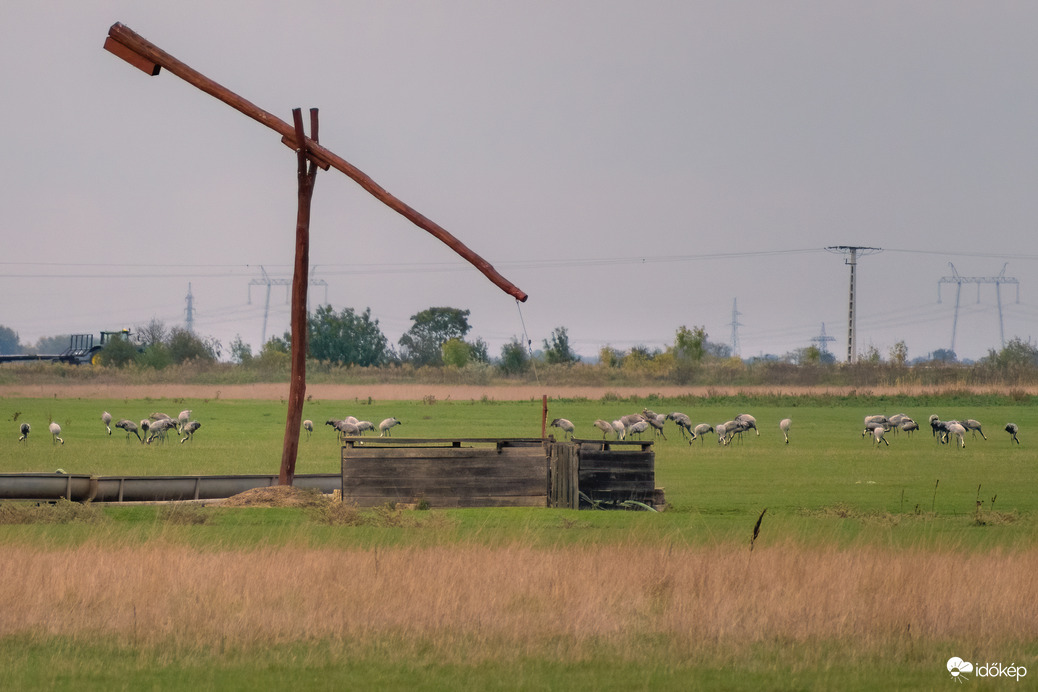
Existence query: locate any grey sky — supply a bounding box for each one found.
[2,2,1037,362]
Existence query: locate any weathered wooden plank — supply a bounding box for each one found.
[347,494,547,509]
[345,458,546,477]
[343,476,547,493]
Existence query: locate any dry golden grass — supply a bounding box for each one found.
[2,541,1035,660]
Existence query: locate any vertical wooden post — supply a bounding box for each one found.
[541,394,548,438]
[279,107,319,486]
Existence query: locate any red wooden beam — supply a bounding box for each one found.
[103,22,528,302]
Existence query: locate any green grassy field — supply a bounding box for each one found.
[1,394,1036,690]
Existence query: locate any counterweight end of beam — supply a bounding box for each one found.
[103,33,160,76]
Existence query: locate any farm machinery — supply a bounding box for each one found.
[0,330,135,365]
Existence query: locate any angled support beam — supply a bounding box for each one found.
[104,22,528,303]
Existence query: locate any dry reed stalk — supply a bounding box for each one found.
[1,541,1035,658]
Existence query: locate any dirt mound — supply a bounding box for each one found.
[220,485,331,508]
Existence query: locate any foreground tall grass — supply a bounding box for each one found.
[2,536,1036,690]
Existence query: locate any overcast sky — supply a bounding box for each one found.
[3,2,1037,362]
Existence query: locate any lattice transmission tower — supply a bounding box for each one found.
[184,282,195,333]
[248,266,328,344]
[728,298,743,357]
[811,322,836,356]
[826,246,882,363]
[938,262,1019,353]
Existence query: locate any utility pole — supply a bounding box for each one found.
[728,298,743,357]
[248,266,290,346]
[938,262,1019,352]
[826,246,882,363]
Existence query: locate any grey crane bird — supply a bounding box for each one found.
[1005,423,1020,444]
[735,413,759,436]
[593,419,614,439]
[899,419,920,435]
[692,423,714,443]
[549,418,575,439]
[146,418,178,444]
[303,419,313,440]
[666,412,694,441]
[180,421,201,443]
[115,419,142,442]
[646,414,668,440]
[628,420,650,438]
[379,417,402,437]
[49,422,63,445]
[18,423,30,442]
[779,418,792,444]
[102,411,112,435]
[961,419,986,440]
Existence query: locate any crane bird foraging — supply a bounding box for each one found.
[961,419,987,440]
[945,422,967,448]
[735,413,759,437]
[49,422,64,445]
[302,420,313,440]
[18,423,30,442]
[146,418,178,444]
[379,418,402,437]
[549,418,574,439]
[115,419,142,442]
[692,423,714,444]
[779,418,791,444]
[592,419,613,439]
[180,421,201,443]
[102,411,112,435]
[666,412,694,441]
[1005,423,1020,444]
[871,423,890,447]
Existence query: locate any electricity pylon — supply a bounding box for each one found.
[938,262,1019,352]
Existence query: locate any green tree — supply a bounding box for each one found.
[398,307,471,366]
[136,319,168,347]
[673,325,707,362]
[981,337,1038,374]
[792,345,823,365]
[889,341,908,367]
[97,332,139,367]
[498,337,530,375]
[599,345,622,368]
[469,337,490,364]
[229,335,253,365]
[441,338,471,368]
[168,327,219,364]
[542,326,577,365]
[308,304,389,366]
[0,325,21,355]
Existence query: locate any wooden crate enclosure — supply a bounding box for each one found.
[342,438,549,508]
[341,438,659,510]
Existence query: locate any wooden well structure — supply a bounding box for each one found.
[341,438,662,510]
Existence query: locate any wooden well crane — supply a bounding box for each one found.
[103,23,527,485]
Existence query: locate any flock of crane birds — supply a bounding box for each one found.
[548,408,1023,449]
[12,406,1022,449]
[16,410,202,446]
[549,409,780,445]
[863,413,1021,448]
